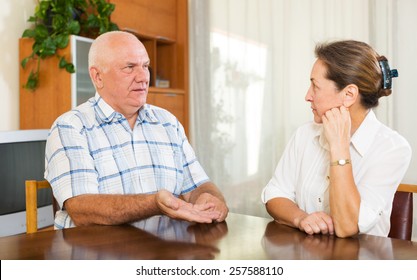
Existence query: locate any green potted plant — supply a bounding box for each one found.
[20,0,119,90]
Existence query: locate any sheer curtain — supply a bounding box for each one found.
[189,0,416,224]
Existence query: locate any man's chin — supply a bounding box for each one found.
[131,95,147,106]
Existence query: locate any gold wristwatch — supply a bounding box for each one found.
[330,159,351,166]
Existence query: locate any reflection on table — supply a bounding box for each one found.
[262,221,412,259]
[0,213,416,260]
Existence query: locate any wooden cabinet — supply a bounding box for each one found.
[19,36,71,129]
[19,36,94,129]
[147,90,185,126]
[19,0,189,134]
[110,0,189,134]
[109,0,178,40]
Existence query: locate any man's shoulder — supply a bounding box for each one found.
[52,100,95,128]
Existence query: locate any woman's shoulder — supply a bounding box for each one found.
[376,123,411,152]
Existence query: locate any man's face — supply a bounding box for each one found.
[98,35,150,117]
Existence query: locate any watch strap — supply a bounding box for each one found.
[330,159,351,166]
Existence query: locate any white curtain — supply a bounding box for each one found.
[189,0,417,239]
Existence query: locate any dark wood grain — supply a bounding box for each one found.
[1,213,416,260]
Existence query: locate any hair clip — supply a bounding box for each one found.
[379,60,398,89]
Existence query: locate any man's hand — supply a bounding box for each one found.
[194,192,228,222]
[155,190,221,223]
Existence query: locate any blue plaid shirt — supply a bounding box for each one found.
[45,93,209,228]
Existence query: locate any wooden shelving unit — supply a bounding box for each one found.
[19,38,72,129]
[110,0,189,133]
[19,0,189,134]
[19,35,95,129]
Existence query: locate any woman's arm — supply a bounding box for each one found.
[266,197,334,235]
[323,106,360,237]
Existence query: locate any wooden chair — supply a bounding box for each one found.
[25,180,59,234]
[388,183,417,240]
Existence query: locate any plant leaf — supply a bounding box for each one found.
[59,57,75,74]
[65,63,75,73]
[38,37,57,58]
[21,57,30,68]
[36,1,51,20]
[22,29,36,38]
[58,57,67,69]
[33,25,49,41]
[27,16,37,23]
[110,22,119,31]
[55,34,70,49]
[67,20,81,34]
[25,70,39,91]
[21,0,119,90]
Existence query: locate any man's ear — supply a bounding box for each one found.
[342,84,359,108]
[89,67,103,89]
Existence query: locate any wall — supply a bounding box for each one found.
[0,0,36,131]
[393,0,417,241]
[394,0,417,185]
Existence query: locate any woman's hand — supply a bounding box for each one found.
[322,106,351,152]
[295,211,334,235]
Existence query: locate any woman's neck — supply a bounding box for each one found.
[350,105,369,135]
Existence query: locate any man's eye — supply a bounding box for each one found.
[122,65,134,73]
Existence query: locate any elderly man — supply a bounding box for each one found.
[45,31,228,229]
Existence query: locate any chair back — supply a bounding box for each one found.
[388,184,416,240]
[25,180,58,234]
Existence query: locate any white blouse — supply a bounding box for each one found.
[262,110,412,237]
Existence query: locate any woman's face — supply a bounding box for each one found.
[305,59,344,123]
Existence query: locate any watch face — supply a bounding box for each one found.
[330,159,350,166]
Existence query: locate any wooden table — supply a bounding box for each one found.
[1,213,416,260]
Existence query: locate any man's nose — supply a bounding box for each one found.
[135,67,149,81]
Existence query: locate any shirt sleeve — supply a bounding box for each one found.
[357,136,412,234]
[44,115,99,208]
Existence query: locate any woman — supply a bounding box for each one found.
[261,40,411,238]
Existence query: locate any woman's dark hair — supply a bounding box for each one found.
[315,40,392,109]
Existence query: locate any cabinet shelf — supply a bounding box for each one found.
[131,33,178,89]
[149,87,185,94]
[111,0,189,134]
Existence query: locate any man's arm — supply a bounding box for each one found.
[64,193,158,226]
[65,191,222,226]
[182,182,229,222]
